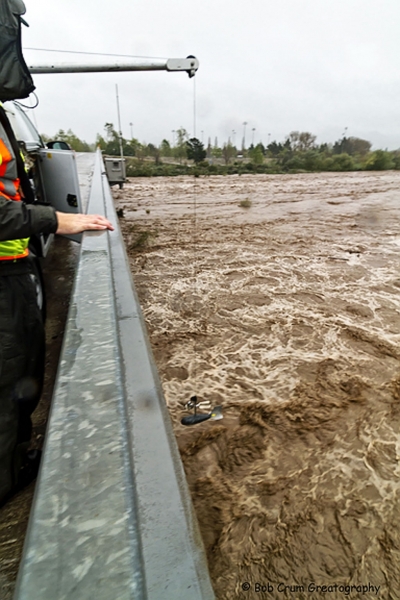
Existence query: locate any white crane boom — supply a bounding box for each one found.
[28,56,199,77]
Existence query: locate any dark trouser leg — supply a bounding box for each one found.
[0,382,18,501]
[0,273,44,501]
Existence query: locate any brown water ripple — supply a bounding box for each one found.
[115,171,400,599]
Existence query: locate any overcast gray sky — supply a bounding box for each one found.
[22,0,400,149]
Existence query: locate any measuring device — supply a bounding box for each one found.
[181,396,223,426]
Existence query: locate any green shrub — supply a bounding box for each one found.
[365,150,394,171]
[392,152,400,170]
[283,155,306,172]
[329,153,356,171]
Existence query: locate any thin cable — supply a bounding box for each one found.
[24,47,169,60]
[192,75,198,394]
[193,76,196,139]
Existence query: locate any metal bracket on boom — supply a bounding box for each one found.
[166,56,199,78]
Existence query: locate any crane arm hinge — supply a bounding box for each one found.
[167,56,199,78]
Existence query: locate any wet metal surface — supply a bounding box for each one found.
[14,152,214,600]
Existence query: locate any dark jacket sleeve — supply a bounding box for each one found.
[0,197,58,241]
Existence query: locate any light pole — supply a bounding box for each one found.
[201,130,204,144]
[252,127,256,147]
[242,121,247,151]
[232,130,236,147]
[129,122,133,139]
[268,133,271,146]
[115,84,124,162]
[340,127,348,153]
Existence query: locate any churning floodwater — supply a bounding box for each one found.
[114,171,400,600]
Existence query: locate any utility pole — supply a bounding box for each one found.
[115,84,124,162]
[242,121,247,151]
[341,127,348,153]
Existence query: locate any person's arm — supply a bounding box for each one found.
[0,196,57,241]
[0,197,114,242]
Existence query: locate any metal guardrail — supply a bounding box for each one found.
[14,150,215,600]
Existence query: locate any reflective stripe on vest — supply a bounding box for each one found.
[0,138,20,199]
[0,122,30,260]
[0,238,29,260]
[0,122,20,199]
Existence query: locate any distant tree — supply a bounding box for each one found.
[302,150,325,171]
[100,122,120,154]
[104,122,117,141]
[173,127,188,163]
[350,137,372,156]
[249,145,264,165]
[95,122,139,156]
[255,142,266,156]
[283,139,291,150]
[283,154,306,171]
[135,143,146,163]
[318,142,331,154]
[333,136,371,156]
[287,131,316,152]
[276,146,293,168]
[211,145,222,159]
[391,151,400,170]
[222,142,236,165]
[365,150,394,171]
[267,141,284,157]
[123,138,139,157]
[146,143,161,164]
[330,153,356,171]
[96,133,107,150]
[53,128,91,152]
[186,137,207,163]
[160,139,172,157]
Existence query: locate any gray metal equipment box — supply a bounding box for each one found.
[104,156,126,188]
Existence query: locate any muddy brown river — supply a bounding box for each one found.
[114,171,400,600]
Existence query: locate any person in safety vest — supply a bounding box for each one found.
[0,104,114,505]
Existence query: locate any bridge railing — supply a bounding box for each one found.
[14,150,215,600]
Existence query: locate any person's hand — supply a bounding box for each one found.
[55,212,114,235]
